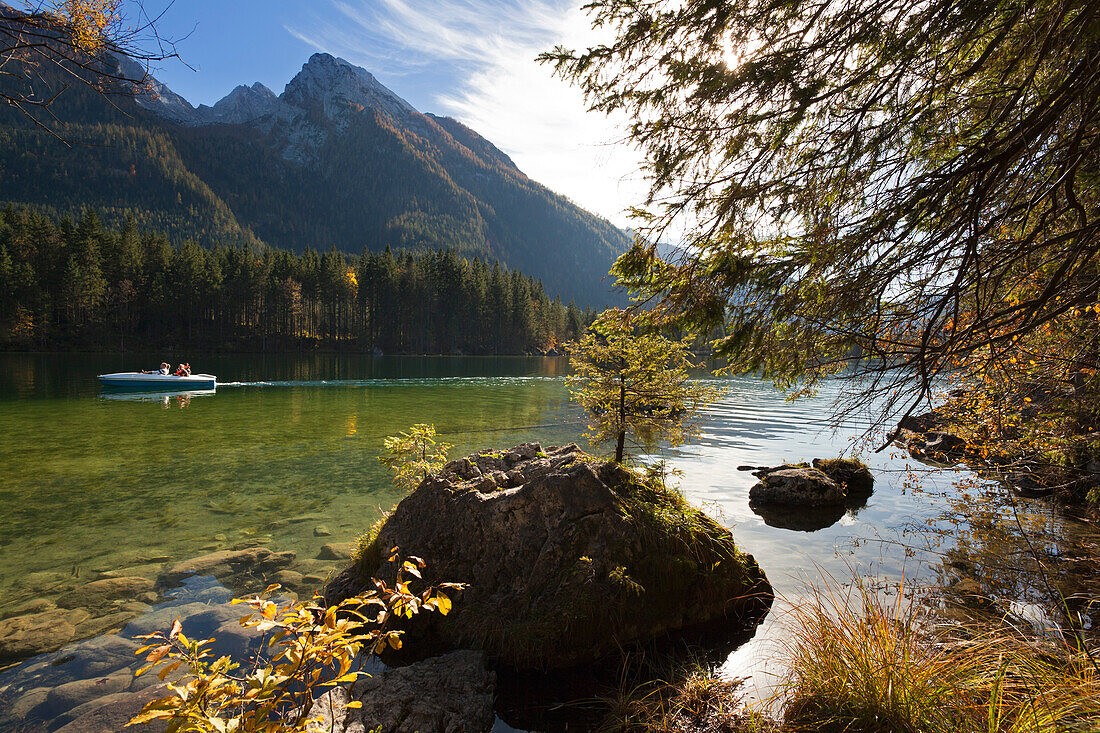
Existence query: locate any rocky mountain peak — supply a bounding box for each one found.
[204,81,280,124]
[281,52,415,123]
[114,54,202,124]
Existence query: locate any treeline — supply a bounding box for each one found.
[0,207,596,353]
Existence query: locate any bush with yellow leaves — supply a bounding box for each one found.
[127,551,461,733]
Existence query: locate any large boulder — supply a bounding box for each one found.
[306,651,495,733]
[326,444,770,670]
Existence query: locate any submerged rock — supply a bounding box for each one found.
[42,668,132,718]
[0,597,55,621]
[326,444,771,670]
[306,650,495,733]
[158,547,295,586]
[52,684,170,733]
[57,577,155,610]
[317,543,354,561]
[0,608,88,663]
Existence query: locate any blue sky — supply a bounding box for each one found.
[120,0,643,227]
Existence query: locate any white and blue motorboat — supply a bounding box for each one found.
[97,372,217,390]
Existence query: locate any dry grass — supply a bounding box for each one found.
[592,653,778,733]
[779,577,1100,733]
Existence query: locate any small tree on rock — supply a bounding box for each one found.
[379,424,453,490]
[566,309,722,463]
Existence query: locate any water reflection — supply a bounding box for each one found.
[98,389,216,408]
[749,485,872,532]
[751,502,847,532]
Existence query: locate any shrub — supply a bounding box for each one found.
[127,552,461,733]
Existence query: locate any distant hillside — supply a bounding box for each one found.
[0,36,630,305]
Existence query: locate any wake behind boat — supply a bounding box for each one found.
[98,372,217,390]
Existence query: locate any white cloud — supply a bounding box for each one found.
[287,0,646,228]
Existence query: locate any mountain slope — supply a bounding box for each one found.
[0,49,629,304]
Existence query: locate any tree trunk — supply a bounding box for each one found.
[616,377,626,463]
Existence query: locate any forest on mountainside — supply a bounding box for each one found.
[0,39,630,306]
[0,207,594,354]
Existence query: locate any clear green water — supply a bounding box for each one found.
[0,353,1091,727]
[0,354,583,609]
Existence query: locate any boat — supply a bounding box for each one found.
[97,372,217,390]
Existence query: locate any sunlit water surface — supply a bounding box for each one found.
[0,353,1091,730]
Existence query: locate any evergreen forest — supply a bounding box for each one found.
[0,207,594,354]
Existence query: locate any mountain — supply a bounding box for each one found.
[0,48,630,305]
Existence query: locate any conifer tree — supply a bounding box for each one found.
[546,0,1100,427]
[567,309,722,464]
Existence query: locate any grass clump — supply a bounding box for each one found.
[781,578,1100,733]
[352,509,392,572]
[592,655,778,733]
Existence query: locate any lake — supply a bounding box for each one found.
[0,353,1089,731]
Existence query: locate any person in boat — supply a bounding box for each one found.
[174,363,191,377]
[141,362,171,375]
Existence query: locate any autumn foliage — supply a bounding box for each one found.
[127,553,461,733]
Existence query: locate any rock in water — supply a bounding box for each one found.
[811,458,875,498]
[56,577,155,610]
[306,651,495,733]
[747,459,874,531]
[157,547,295,586]
[748,467,845,507]
[0,608,86,663]
[325,444,771,670]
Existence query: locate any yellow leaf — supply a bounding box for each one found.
[126,709,174,726]
[436,593,452,616]
[346,701,363,709]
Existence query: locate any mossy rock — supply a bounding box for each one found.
[812,458,874,498]
[326,445,771,670]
